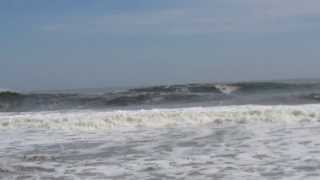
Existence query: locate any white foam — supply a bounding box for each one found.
[215,84,240,94]
[1,104,320,131]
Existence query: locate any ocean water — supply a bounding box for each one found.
[1,81,320,179]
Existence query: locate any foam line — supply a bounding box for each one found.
[1,104,320,131]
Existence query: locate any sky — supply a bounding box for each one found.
[1,0,320,91]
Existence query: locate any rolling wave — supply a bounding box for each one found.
[1,81,320,112]
[1,104,320,131]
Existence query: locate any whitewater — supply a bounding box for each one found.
[1,104,320,131]
[2,81,320,179]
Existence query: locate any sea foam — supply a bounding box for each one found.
[1,104,320,131]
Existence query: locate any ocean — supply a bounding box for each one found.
[1,80,320,179]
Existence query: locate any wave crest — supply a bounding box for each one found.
[1,104,320,131]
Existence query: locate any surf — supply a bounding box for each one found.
[1,80,320,112]
[1,104,320,131]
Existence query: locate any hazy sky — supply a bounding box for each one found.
[1,0,320,91]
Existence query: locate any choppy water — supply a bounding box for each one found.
[2,81,320,179]
[2,80,320,112]
[1,105,320,179]
[2,122,320,179]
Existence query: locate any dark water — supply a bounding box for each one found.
[1,80,320,112]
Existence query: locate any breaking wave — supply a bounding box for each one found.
[1,104,320,131]
[1,81,320,112]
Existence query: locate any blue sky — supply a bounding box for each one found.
[1,0,320,91]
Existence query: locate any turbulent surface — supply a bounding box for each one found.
[1,81,320,112]
[2,80,320,179]
[1,104,320,130]
[1,105,320,179]
[1,120,320,179]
